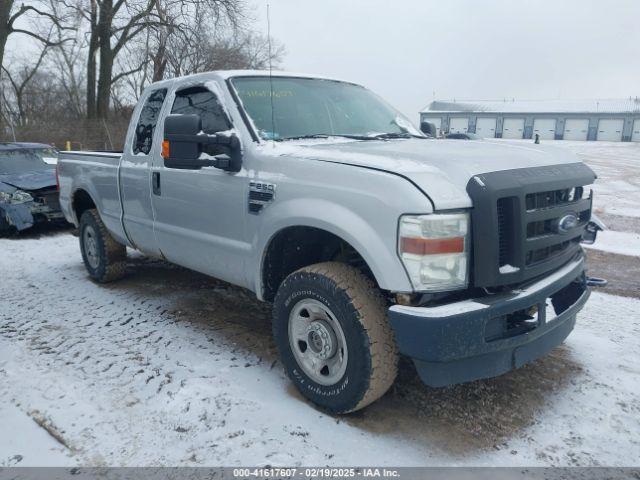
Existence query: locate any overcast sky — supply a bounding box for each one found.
[256,0,640,120]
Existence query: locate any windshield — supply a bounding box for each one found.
[0,149,54,175]
[231,76,422,141]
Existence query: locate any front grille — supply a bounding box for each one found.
[497,199,508,265]
[525,187,583,210]
[466,163,596,288]
[497,197,517,267]
[498,189,590,268]
[33,188,61,211]
[525,237,581,266]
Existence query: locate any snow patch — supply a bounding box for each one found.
[583,230,640,257]
[499,264,520,274]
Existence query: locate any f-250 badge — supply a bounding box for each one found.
[248,181,276,214]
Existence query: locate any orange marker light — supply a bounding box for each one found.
[401,237,465,255]
[161,140,170,159]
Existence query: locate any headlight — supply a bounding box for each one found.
[398,212,470,292]
[0,190,34,204]
[12,191,33,203]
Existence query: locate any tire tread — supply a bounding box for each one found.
[287,262,398,412]
[81,209,126,283]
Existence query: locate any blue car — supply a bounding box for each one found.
[0,143,66,235]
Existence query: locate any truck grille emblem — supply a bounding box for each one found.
[557,213,579,233]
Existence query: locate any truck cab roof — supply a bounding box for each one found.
[145,69,356,91]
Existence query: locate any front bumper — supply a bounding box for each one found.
[0,201,65,232]
[388,253,590,387]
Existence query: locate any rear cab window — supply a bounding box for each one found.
[133,88,168,155]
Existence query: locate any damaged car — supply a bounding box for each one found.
[0,143,66,235]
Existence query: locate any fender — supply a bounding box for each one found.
[252,197,414,300]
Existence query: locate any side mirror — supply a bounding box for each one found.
[162,114,242,172]
[420,121,436,137]
[581,213,606,245]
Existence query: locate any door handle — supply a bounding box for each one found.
[152,171,161,195]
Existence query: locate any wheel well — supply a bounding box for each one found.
[261,226,377,302]
[72,189,96,223]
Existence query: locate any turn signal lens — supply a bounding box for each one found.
[161,140,170,159]
[400,236,465,255]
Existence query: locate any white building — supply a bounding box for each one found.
[420,98,640,142]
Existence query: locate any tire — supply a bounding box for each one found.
[273,262,398,413]
[79,209,126,283]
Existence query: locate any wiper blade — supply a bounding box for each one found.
[279,133,421,141]
[281,134,379,141]
[372,132,416,139]
[280,134,330,140]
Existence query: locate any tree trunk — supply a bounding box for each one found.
[0,1,13,137]
[86,0,99,119]
[0,1,12,74]
[95,0,113,119]
[96,53,112,119]
[152,42,167,82]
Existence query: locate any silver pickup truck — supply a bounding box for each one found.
[58,70,600,413]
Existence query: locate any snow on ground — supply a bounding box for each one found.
[560,141,640,220]
[583,230,640,257]
[1,232,639,467]
[0,402,74,467]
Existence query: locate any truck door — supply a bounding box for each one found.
[119,88,168,256]
[150,83,250,288]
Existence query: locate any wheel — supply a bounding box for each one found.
[273,262,398,413]
[79,209,126,282]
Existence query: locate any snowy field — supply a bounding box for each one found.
[1,141,639,467]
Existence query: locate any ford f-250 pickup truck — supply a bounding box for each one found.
[57,70,601,413]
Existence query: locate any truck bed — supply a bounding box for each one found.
[57,151,129,245]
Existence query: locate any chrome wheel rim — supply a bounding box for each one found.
[83,225,100,269]
[288,299,348,386]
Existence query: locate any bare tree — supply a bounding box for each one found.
[0,1,73,73]
[0,0,73,133]
[0,0,286,146]
[2,43,49,126]
[72,0,243,119]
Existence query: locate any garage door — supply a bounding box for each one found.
[422,117,442,136]
[533,118,557,140]
[502,118,525,139]
[632,119,640,142]
[597,119,624,141]
[563,119,589,141]
[449,117,469,134]
[475,117,497,138]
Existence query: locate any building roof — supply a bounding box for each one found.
[421,98,640,114]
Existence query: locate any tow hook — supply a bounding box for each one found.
[586,276,608,287]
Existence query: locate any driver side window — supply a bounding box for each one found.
[171,86,232,156]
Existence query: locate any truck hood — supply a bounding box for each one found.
[272,139,586,210]
[0,170,56,192]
